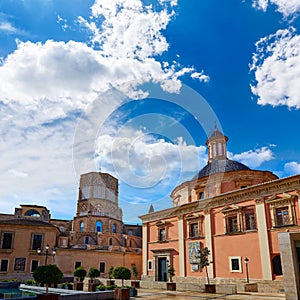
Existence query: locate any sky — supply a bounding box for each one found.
[0,0,300,224]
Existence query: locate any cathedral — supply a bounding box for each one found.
[139,128,300,300]
[0,172,142,282]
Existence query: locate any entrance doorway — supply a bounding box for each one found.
[157,257,167,282]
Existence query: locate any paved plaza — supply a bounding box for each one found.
[134,289,286,300]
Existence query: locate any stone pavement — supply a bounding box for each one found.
[133,289,286,300]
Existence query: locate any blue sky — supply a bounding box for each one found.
[0,0,300,223]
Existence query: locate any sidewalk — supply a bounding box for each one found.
[133,288,286,299]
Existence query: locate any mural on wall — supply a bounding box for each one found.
[188,241,201,264]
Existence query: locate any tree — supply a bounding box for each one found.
[167,265,175,282]
[113,266,131,287]
[197,247,211,284]
[88,267,100,283]
[131,264,138,281]
[73,266,87,282]
[33,264,63,294]
[108,266,114,279]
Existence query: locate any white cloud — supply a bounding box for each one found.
[252,0,300,19]
[0,21,17,34]
[0,0,209,219]
[250,27,300,109]
[284,161,300,175]
[229,147,274,168]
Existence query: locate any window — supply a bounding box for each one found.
[99,262,105,273]
[109,238,113,245]
[198,192,204,200]
[25,209,40,217]
[84,236,89,244]
[30,260,39,273]
[95,221,102,232]
[0,259,8,272]
[112,224,117,233]
[158,228,166,242]
[1,232,13,249]
[189,223,199,237]
[244,209,256,230]
[272,255,282,276]
[80,222,84,232]
[75,261,81,269]
[229,256,242,273]
[148,260,153,271]
[276,207,290,227]
[14,258,26,272]
[227,215,239,233]
[31,234,43,250]
[128,230,133,236]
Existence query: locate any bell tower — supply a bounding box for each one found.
[206,125,228,162]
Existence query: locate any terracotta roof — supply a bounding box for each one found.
[0,218,56,227]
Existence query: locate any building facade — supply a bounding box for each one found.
[0,172,142,282]
[139,128,300,299]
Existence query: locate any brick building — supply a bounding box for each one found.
[0,172,142,282]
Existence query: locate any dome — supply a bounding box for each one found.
[193,159,251,180]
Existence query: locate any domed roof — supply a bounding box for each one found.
[193,159,251,180]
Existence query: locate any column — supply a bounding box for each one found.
[178,216,185,277]
[204,211,214,279]
[142,223,148,277]
[255,200,272,280]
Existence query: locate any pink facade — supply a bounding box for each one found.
[140,129,300,295]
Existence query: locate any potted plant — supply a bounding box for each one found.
[33,264,63,299]
[113,266,131,300]
[73,266,86,290]
[131,264,140,288]
[198,247,215,293]
[107,266,115,286]
[166,265,176,291]
[88,267,100,291]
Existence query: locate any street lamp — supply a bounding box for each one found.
[244,257,249,283]
[37,244,56,265]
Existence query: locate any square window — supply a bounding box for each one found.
[1,232,14,249]
[245,210,256,230]
[0,259,8,272]
[227,216,238,233]
[276,207,291,226]
[229,256,242,273]
[14,258,26,272]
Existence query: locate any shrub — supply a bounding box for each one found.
[33,264,63,294]
[73,266,87,282]
[26,279,36,286]
[112,266,131,287]
[88,267,100,283]
[97,285,106,291]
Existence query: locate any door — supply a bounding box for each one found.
[157,257,167,282]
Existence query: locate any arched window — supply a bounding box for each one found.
[128,230,133,236]
[272,255,283,275]
[109,238,113,246]
[112,223,117,233]
[80,222,84,232]
[25,209,40,217]
[85,236,89,244]
[95,221,103,232]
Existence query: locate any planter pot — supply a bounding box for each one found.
[74,282,83,291]
[88,283,98,292]
[205,284,216,293]
[114,288,130,300]
[37,294,59,300]
[131,281,140,288]
[166,282,176,291]
[106,280,115,286]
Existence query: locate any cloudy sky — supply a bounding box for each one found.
[0,0,300,223]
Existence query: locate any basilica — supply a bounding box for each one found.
[139,128,300,300]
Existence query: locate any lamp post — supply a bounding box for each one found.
[37,244,56,265]
[244,257,249,283]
